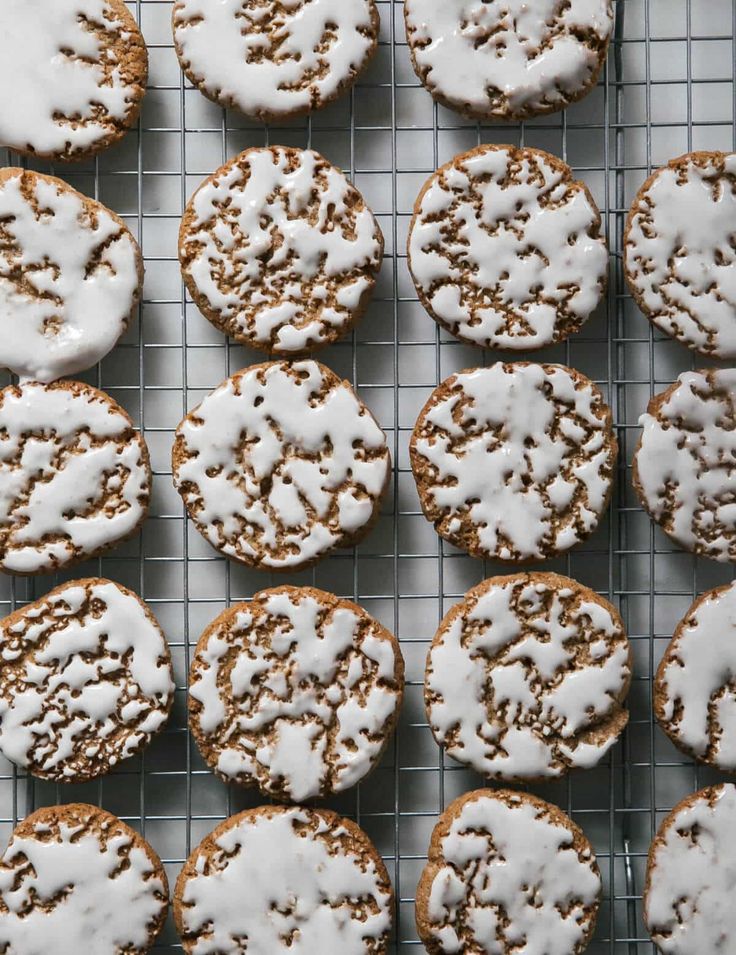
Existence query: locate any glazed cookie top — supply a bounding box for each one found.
[0,804,168,955]
[411,363,616,562]
[173,360,390,571]
[404,0,613,121]
[408,145,608,351]
[0,579,174,782]
[0,169,142,383]
[180,147,383,354]
[426,574,631,781]
[189,586,404,801]
[175,806,393,954]
[173,0,378,122]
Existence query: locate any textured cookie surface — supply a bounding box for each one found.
[173,360,390,571]
[625,152,736,358]
[0,168,142,383]
[0,0,147,161]
[190,585,404,801]
[416,789,601,955]
[0,579,173,782]
[633,368,736,563]
[426,573,631,781]
[0,380,150,575]
[404,0,613,121]
[174,805,393,953]
[411,363,616,562]
[408,145,608,350]
[179,147,383,354]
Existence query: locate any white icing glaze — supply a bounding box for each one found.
[0,172,140,382]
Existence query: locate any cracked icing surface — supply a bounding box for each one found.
[173,360,390,571]
[174,806,393,954]
[625,152,736,359]
[0,803,168,955]
[404,0,613,121]
[426,573,631,782]
[0,579,174,782]
[179,147,383,354]
[0,169,142,383]
[416,789,601,955]
[189,586,404,802]
[410,363,616,562]
[408,145,608,351]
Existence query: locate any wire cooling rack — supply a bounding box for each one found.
[2,1,736,951]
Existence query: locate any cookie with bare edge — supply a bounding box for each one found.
[625,152,736,359]
[0,380,150,575]
[179,147,383,355]
[404,0,613,122]
[0,168,143,383]
[410,362,617,563]
[0,803,168,954]
[0,0,147,162]
[633,368,736,563]
[408,145,608,350]
[172,0,379,123]
[174,805,393,953]
[426,573,631,782]
[172,360,390,571]
[416,789,601,955]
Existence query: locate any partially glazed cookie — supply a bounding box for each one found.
[410,363,617,562]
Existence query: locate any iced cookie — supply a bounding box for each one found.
[408,145,608,350]
[404,0,613,122]
[0,0,147,161]
[0,380,150,575]
[410,362,616,562]
[179,147,383,355]
[426,573,631,782]
[0,168,143,382]
[172,360,390,571]
[174,805,393,953]
[172,0,379,123]
[416,789,601,955]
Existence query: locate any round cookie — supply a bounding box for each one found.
[625,152,736,359]
[0,380,151,575]
[416,788,601,955]
[172,359,390,571]
[0,578,174,782]
[426,573,631,782]
[179,147,383,355]
[0,803,168,954]
[0,0,147,162]
[0,168,143,383]
[172,0,379,123]
[408,145,608,350]
[633,368,736,563]
[189,585,404,802]
[174,805,393,954]
[410,362,617,563]
[404,0,613,122]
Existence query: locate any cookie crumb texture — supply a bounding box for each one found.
[190,585,404,801]
[173,360,390,571]
[426,573,631,782]
[633,368,736,563]
[0,0,147,161]
[179,147,383,354]
[625,152,736,359]
[174,805,393,953]
[411,363,616,562]
[404,0,613,121]
[408,145,608,350]
[416,789,601,955]
[0,579,173,782]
